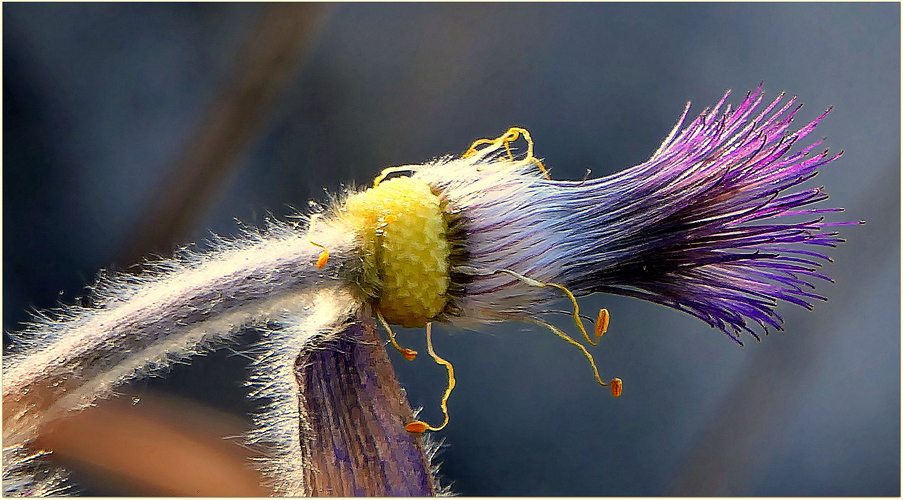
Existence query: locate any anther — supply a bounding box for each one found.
[405,421,430,434]
[610,378,623,398]
[406,323,456,433]
[315,250,329,269]
[376,309,418,361]
[595,309,610,341]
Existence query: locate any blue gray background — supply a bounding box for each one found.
[4,3,899,496]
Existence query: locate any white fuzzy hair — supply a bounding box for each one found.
[3,215,359,494]
[245,286,359,495]
[411,153,574,327]
[3,148,563,495]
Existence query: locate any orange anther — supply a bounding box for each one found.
[383,214,397,224]
[401,348,418,361]
[405,421,429,434]
[610,378,623,398]
[316,249,329,269]
[595,309,610,339]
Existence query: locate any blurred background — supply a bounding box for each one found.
[4,3,899,496]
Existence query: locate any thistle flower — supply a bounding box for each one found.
[2,85,858,495]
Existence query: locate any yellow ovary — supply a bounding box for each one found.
[343,176,450,328]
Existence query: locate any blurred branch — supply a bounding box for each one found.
[119,3,332,265]
[298,318,436,496]
[31,393,268,496]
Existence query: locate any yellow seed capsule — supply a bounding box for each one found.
[343,176,451,328]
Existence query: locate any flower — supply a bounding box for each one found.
[410,85,860,345]
[3,84,860,494]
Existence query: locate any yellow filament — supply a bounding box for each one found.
[495,269,604,345]
[531,318,621,398]
[372,166,414,187]
[495,268,621,397]
[462,127,550,179]
[406,323,456,433]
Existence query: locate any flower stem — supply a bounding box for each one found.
[296,317,436,496]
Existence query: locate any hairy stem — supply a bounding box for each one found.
[3,220,356,446]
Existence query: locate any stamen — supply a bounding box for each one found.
[406,323,457,433]
[495,269,602,345]
[492,269,620,397]
[530,318,621,398]
[375,309,418,361]
[462,127,550,179]
[307,214,330,269]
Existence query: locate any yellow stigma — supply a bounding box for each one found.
[343,176,450,328]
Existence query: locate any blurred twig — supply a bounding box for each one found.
[119,2,331,265]
[31,392,269,496]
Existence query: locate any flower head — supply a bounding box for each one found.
[2,84,861,493]
[407,85,860,344]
